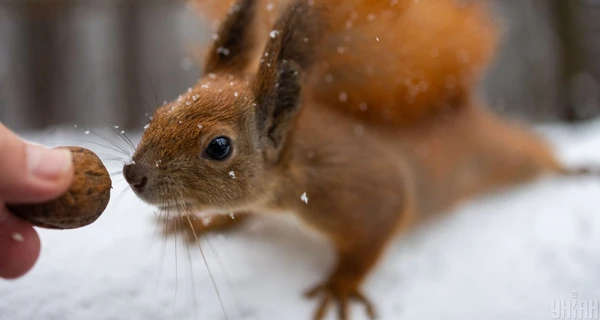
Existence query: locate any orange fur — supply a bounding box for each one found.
[307,0,498,126]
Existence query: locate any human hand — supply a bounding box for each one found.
[0,123,73,279]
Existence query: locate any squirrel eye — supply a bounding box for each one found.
[205,136,232,160]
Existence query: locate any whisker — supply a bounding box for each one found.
[179,207,199,320]
[87,130,131,156]
[73,138,130,157]
[90,111,137,153]
[120,131,137,152]
[135,87,153,118]
[144,67,161,111]
[114,185,130,204]
[205,236,241,316]
[154,198,170,297]
[104,118,137,152]
[179,198,228,320]
[135,83,153,118]
[96,154,128,163]
[93,151,127,159]
[110,170,124,177]
[102,161,128,169]
[173,204,179,312]
[111,178,126,186]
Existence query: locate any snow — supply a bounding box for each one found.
[301,192,309,204]
[2,118,600,320]
[217,47,231,57]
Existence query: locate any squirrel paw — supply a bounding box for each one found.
[304,280,377,320]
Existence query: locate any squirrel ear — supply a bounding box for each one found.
[203,0,258,74]
[252,1,322,162]
[254,59,302,161]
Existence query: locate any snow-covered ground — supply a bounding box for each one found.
[2,118,600,320]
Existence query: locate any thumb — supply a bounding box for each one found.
[0,123,73,204]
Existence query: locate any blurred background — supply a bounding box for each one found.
[0,0,599,132]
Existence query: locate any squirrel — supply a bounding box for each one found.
[122,0,594,319]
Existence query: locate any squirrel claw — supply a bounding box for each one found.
[304,281,377,320]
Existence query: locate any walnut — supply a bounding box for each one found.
[7,146,112,229]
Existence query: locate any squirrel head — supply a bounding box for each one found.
[123,0,321,212]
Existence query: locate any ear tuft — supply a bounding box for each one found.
[203,0,259,74]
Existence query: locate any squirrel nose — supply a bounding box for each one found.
[123,163,148,192]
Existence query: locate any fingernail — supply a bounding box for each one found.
[26,145,72,181]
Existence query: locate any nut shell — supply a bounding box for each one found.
[6,146,112,229]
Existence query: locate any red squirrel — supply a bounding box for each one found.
[123,0,593,319]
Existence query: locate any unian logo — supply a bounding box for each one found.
[551,292,600,319]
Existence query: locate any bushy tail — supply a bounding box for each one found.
[305,0,498,126]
